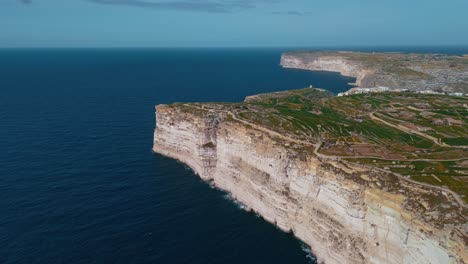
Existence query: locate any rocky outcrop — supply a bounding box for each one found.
[153,103,467,264]
[280,52,468,93]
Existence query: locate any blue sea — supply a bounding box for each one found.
[1,47,466,264]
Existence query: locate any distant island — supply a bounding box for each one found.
[153,52,467,264]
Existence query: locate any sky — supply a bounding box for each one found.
[1,0,468,47]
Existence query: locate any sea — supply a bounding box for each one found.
[1,47,467,264]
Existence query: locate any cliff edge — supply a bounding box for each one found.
[153,88,467,264]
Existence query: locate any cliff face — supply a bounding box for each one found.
[153,103,467,264]
[280,52,468,93]
[280,54,371,87]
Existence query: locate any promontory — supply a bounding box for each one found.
[153,51,468,264]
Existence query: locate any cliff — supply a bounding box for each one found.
[281,51,468,94]
[153,89,467,264]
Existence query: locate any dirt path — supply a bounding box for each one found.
[370,112,467,150]
[369,112,447,147]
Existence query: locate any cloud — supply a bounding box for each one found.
[85,0,261,13]
[272,10,310,16]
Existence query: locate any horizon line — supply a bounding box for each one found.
[1,44,468,49]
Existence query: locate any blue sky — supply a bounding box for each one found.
[1,0,468,47]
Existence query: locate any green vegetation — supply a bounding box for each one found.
[442,137,468,146]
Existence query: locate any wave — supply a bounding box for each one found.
[223,193,247,210]
[301,243,317,264]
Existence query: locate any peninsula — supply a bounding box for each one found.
[153,52,468,264]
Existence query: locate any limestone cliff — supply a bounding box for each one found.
[281,51,468,93]
[153,98,467,264]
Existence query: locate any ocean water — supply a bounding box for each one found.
[0,47,465,264]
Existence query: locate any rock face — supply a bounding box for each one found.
[153,103,467,264]
[280,51,468,93]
